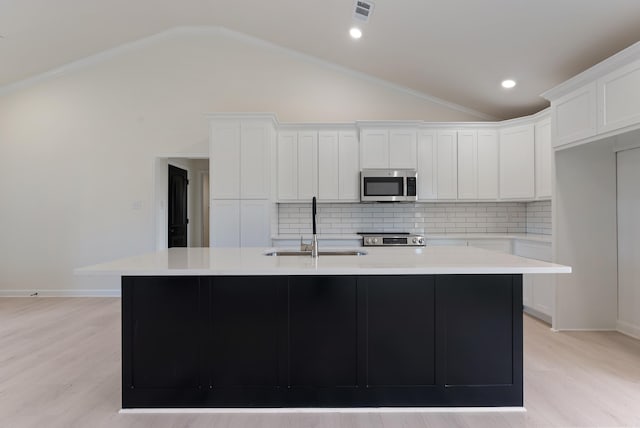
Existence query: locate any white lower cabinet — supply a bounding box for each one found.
[211,199,271,247]
[514,240,554,322]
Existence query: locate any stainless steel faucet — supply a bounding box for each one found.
[300,197,319,257]
[311,196,318,257]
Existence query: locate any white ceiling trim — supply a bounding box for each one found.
[0,25,496,120]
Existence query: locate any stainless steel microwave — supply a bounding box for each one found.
[360,169,418,202]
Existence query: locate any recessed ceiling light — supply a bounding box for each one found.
[349,27,362,39]
[501,79,516,89]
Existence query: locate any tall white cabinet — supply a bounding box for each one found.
[499,124,535,199]
[209,116,275,247]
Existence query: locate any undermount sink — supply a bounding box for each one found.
[264,250,368,257]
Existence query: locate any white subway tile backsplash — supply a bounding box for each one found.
[526,200,552,235]
[277,201,546,235]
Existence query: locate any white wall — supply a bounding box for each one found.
[0,28,485,294]
[617,147,640,339]
[554,139,618,330]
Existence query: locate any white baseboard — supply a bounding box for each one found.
[0,289,121,297]
[523,306,552,324]
[617,320,640,340]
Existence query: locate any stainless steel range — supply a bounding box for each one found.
[359,232,425,247]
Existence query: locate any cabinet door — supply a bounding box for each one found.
[318,131,339,200]
[457,130,478,199]
[210,200,240,247]
[417,130,437,200]
[389,129,417,169]
[363,276,435,386]
[241,122,270,199]
[360,129,389,169]
[123,277,203,392]
[277,132,298,201]
[552,82,597,147]
[477,130,499,199]
[210,121,240,199]
[240,200,271,247]
[297,131,318,200]
[598,58,640,134]
[534,118,552,199]
[438,275,519,387]
[499,124,534,199]
[338,131,360,201]
[436,130,458,199]
[289,276,358,387]
[209,276,286,389]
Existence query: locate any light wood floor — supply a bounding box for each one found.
[1,298,639,428]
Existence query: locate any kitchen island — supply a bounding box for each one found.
[77,246,570,409]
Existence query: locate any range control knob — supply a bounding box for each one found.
[418,238,424,245]
[412,237,418,244]
[372,238,379,244]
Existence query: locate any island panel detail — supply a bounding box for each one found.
[122,274,523,408]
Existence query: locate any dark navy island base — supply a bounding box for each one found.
[122,274,523,408]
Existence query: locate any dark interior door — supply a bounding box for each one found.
[168,165,188,247]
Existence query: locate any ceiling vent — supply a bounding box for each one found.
[353,0,375,22]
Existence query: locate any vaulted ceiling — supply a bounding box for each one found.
[2,0,640,119]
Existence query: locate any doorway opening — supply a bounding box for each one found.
[154,157,209,249]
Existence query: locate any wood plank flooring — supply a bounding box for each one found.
[1,297,639,427]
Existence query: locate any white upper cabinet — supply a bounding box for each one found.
[318,131,339,200]
[417,130,437,200]
[360,129,389,168]
[598,58,640,134]
[389,129,417,169]
[545,45,640,148]
[360,128,417,169]
[551,82,597,147]
[477,130,499,199]
[277,130,317,201]
[338,131,360,201]
[436,130,458,200]
[210,120,241,199]
[457,129,498,200]
[297,131,318,200]
[499,124,535,199]
[457,130,478,199]
[277,131,298,201]
[534,118,552,199]
[318,130,360,201]
[240,122,271,199]
[210,119,271,199]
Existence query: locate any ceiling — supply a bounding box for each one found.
[1,0,640,119]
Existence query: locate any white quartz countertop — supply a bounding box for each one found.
[76,246,570,277]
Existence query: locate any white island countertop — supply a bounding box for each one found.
[76,246,571,276]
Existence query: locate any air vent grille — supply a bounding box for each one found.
[353,0,375,22]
